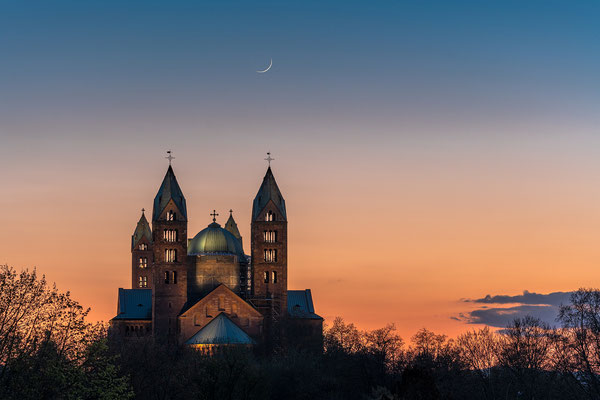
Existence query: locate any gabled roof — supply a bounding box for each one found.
[252,167,287,221]
[112,289,152,320]
[180,283,262,318]
[132,211,152,249]
[152,165,187,221]
[288,289,322,320]
[185,313,255,345]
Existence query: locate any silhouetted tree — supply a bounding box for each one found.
[0,264,132,399]
[558,288,600,398]
[457,327,498,399]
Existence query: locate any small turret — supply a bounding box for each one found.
[224,209,243,250]
[131,209,153,289]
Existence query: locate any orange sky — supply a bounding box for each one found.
[2,128,600,340]
[2,0,600,341]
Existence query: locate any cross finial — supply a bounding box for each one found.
[165,150,175,165]
[229,209,233,216]
[264,152,274,167]
[210,209,219,222]
[141,208,145,215]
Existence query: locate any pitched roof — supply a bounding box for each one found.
[180,283,263,318]
[288,289,322,320]
[131,211,152,249]
[185,313,255,345]
[112,289,152,320]
[252,167,287,221]
[152,165,187,221]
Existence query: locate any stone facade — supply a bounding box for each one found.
[179,284,263,343]
[110,161,322,350]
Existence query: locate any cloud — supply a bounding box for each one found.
[464,290,572,307]
[455,290,574,328]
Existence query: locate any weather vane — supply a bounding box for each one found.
[210,210,219,222]
[165,150,175,165]
[229,209,233,216]
[264,152,274,167]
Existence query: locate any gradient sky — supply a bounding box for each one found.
[1,0,600,339]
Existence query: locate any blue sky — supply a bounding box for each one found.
[1,1,600,334]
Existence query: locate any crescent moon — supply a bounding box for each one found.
[256,58,272,73]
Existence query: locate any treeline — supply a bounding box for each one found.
[3,264,600,399]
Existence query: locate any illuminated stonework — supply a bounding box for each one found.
[109,161,323,351]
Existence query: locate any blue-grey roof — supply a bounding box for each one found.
[288,289,322,320]
[131,211,152,249]
[113,288,152,320]
[188,221,245,258]
[252,167,287,221]
[153,165,187,221]
[185,313,255,345]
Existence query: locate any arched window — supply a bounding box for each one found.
[272,271,277,284]
[265,210,275,222]
[164,271,170,284]
[264,249,277,262]
[167,210,176,221]
[163,229,178,242]
[263,271,269,283]
[139,243,148,250]
[139,257,147,268]
[138,276,148,288]
[165,249,176,262]
[263,230,277,243]
[172,271,177,284]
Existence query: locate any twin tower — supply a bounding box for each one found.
[112,159,322,350]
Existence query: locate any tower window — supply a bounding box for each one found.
[264,249,277,263]
[263,271,270,283]
[272,271,277,284]
[167,211,176,221]
[265,210,275,222]
[172,271,177,284]
[163,229,177,242]
[263,230,277,243]
[165,249,177,262]
[138,276,148,288]
[139,243,148,250]
[164,271,170,284]
[138,257,148,269]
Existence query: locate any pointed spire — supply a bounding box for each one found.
[225,209,242,241]
[132,209,152,248]
[152,165,187,221]
[252,166,287,221]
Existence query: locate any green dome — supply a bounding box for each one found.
[188,222,244,257]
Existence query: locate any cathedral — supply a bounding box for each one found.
[109,155,323,351]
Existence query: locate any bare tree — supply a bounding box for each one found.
[457,327,499,399]
[558,288,600,398]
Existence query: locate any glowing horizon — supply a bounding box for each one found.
[1,1,600,340]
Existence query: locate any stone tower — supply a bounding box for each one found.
[151,165,188,341]
[250,166,288,323]
[131,210,153,289]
